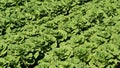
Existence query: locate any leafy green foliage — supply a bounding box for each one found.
[0,0,120,68]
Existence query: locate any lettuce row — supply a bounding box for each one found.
[0,0,120,68]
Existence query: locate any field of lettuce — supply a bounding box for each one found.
[0,0,120,68]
